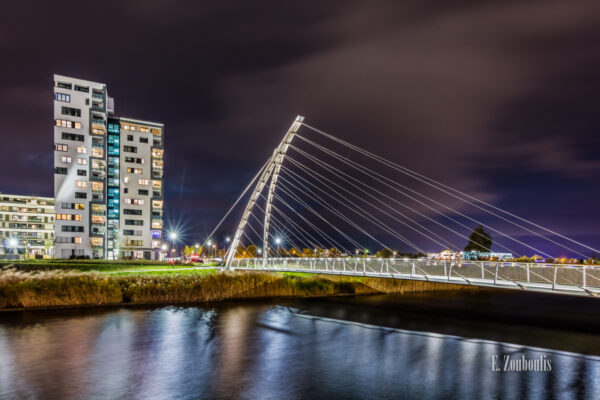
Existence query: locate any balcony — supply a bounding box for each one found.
[152,170,163,179]
[91,170,106,180]
[92,92,104,100]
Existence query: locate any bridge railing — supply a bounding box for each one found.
[231,257,600,292]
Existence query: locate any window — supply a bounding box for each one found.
[140,137,148,143]
[125,157,143,164]
[91,237,103,246]
[125,219,144,226]
[124,198,144,205]
[123,124,136,131]
[123,230,142,236]
[92,148,103,158]
[61,156,72,163]
[139,126,149,133]
[55,144,68,152]
[75,192,87,199]
[62,225,84,232]
[138,189,149,196]
[126,168,143,174]
[151,128,162,136]
[55,93,70,102]
[125,240,144,246]
[152,231,161,239]
[55,167,67,175]
[138,179,149,185]
[75,180,87,188]
[55,119,81,129]
[56,214,82,221]
[91,182,103,192]
[124,146,137,153]
[76,146,87,154]
[74,85,89,93]
[91,215,105,224]
[124,188,128,194]
[74,237,82,244]
[61,106,81,117]
[77,169,86,176]
[61,203,85,210]
[152,221,163,229]
[62,132,84,142]
[77,158,87,165]
[123,177,129,184]
[57,82,72,89]
[124,209,142,215]
[92,127,105,135]
[127,135,134,141]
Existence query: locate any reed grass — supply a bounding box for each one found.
[0,269,478,310]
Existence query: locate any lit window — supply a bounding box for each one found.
[126,168,143,174]
[152,221,163,229]
[55,144,68,152]
[61,156,72,163]
[91,237,103,246]
[138,179,149,185]
[123,124,136,131]
[92,128,105,135]
[74,203,85,210]
[139,126,149,133]
[92,148,103,158]
[124,177,129,183]
[54,93,70,103]
[91,182,103,192]
[151,128,162,136]
[77,158,87,165]
[77,146,87,154]
[73,237,82,244]
[75,180,87,188]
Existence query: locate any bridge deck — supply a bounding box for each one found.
[230,258,600,298]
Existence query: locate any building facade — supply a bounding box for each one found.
[0,194,54,259]
[53,75,164,259]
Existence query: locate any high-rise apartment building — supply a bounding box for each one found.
[0,194,54,259]
[53,75,164,259]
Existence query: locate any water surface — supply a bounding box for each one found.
[1,291,599,399]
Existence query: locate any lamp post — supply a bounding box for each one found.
[168,232,177,257]
[8,238,17,258]
[275,237,281,257]
[207,240,212,259]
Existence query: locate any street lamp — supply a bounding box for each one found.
[8,238,17,257]
[275,238,281,257]
[207,240,212,258]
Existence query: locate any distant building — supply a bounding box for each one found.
[53,75,164,259]
[461,251,513,261]
[0,194,54,259]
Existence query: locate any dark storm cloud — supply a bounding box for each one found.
[0,0,599,245]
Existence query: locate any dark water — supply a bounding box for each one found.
[1,291,600,399]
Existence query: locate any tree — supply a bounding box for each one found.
[464,225,492,253]
[183,245,193,257]
[380,248,393,258]
[246,245,258,258]
[302,248,314,258]
[329,248,341,257]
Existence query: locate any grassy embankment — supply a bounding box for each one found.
[0,261,481,310]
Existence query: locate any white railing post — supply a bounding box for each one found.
[363,259,366,273]
[444,261,447,278]
[494,263,499,285]
[411,262,415,277]
[448,263,453,280]
[481,262,485,279]
[552,265,558,289]
[583,266,587,289]
[526,264,530,283]
[343,258,346,272]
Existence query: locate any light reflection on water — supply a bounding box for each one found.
[0,297,599,400]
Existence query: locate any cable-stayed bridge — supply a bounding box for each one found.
[208,116,600,298]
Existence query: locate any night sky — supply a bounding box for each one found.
[1,0,599,255]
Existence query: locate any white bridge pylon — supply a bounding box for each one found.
[224,116,304,268]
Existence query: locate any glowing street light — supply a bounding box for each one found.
[161,244,168,251]
[225,237,231,243]
[8,238,18,248]
[169,232,177,241]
